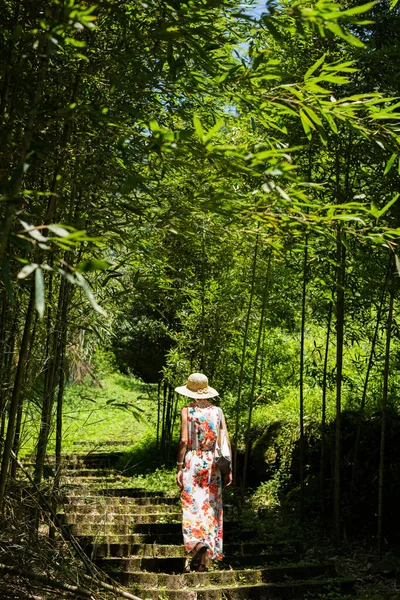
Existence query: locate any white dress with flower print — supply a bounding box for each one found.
[181,404,223,560]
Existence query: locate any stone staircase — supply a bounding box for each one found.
[37,453,354,599]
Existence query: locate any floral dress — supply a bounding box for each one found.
[181,404,223,560]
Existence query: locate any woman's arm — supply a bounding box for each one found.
[220,409,233,487]
[220,409,231,452]
[176,406,188,489]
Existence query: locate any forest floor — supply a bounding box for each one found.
[11,371,400,599]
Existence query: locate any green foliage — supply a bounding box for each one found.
[2,0,400,548]
[19,371,156,456]
[251,474,283,511]
[127,468,178,496]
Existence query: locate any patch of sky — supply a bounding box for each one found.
[235,1,268,59]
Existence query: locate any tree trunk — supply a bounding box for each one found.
[55,345,66,487]
[351,257,391,501]
[0,0,22,126]
[34,275,67,485]
[10,311,38,480]
[320,301,332,520]
[299,234,309,515]
[233,229,259,477]
[378,282,394,556]
[243,252,272,488]
[334,228,345,545]
[0,304,19,455]
[0,53,49,264]
[0,287,35,510]
[156,380,161,452]
[200,223,206,371]
[161,380,168,454]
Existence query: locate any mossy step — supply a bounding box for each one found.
[64,495,177,506]
[95,552,301,573]
[106,563,336,588]
[73,441,131,446]
[62,503,180,514]
[64,512,241,525]
[62,480,124,489]
[24,452,124,462]
[63,475,123,482]
[75,531,288,546]
[68,521,247,536]
[59,512,182,525]
[125,578,355,599]
[100,488,172,498]
[64,488,162,498]
[62,469,118,477]
[85,541,302,559]
[62,502,237,518]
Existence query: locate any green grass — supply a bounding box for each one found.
[127,468,178,495]
[20,372,159,456]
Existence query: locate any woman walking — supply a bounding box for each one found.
[175,373,232,572]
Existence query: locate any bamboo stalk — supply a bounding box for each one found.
[299,233,309,515]
[0,287,35,510]
[320,301,332,520]
[233,229,259,478]
[351,257,391,502]
[378,282,394,556]
[242,252,272,488]
[334,227,346,545]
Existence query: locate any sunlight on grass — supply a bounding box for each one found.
[20,373,158,455]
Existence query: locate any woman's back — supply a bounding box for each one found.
[187,403,219,452]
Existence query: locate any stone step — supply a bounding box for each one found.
[64,488,163,498]
[75,525,254,546]
[95,552,302,573]
[62,502,180,514]
[64,495,178,506]
[61,510,242,524]
[59,512,182,525]
[110,563,336,588]
[75,530,284,546]
[24,452,124,464]
[84,541,303,559]
[61,502,239,519]
[73,441,131,446]
[68,521,248,536]
[100,488,173,498]
[123,578,355,599]
[63,475,123,483]
[62,468,118,477]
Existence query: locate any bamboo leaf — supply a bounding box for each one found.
[376,193,400,219]
[20,220,48,243]
[325,22,365,47]
[17,263,38,279]
[303,105,322,126]
[299,110,314,139]
[384,153,397,175]
[337,1,377,17]
[35,267,45,319]
[75,273,107,316]
[193,115,204,142]
[203,120,224,144]
[304,54,326,80]
[395,254,400,277]
[76,260,111,272]
[47,224,71,237]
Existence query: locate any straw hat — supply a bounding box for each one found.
[175,373,219,399]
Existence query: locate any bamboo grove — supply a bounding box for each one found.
[1,0,400,552]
